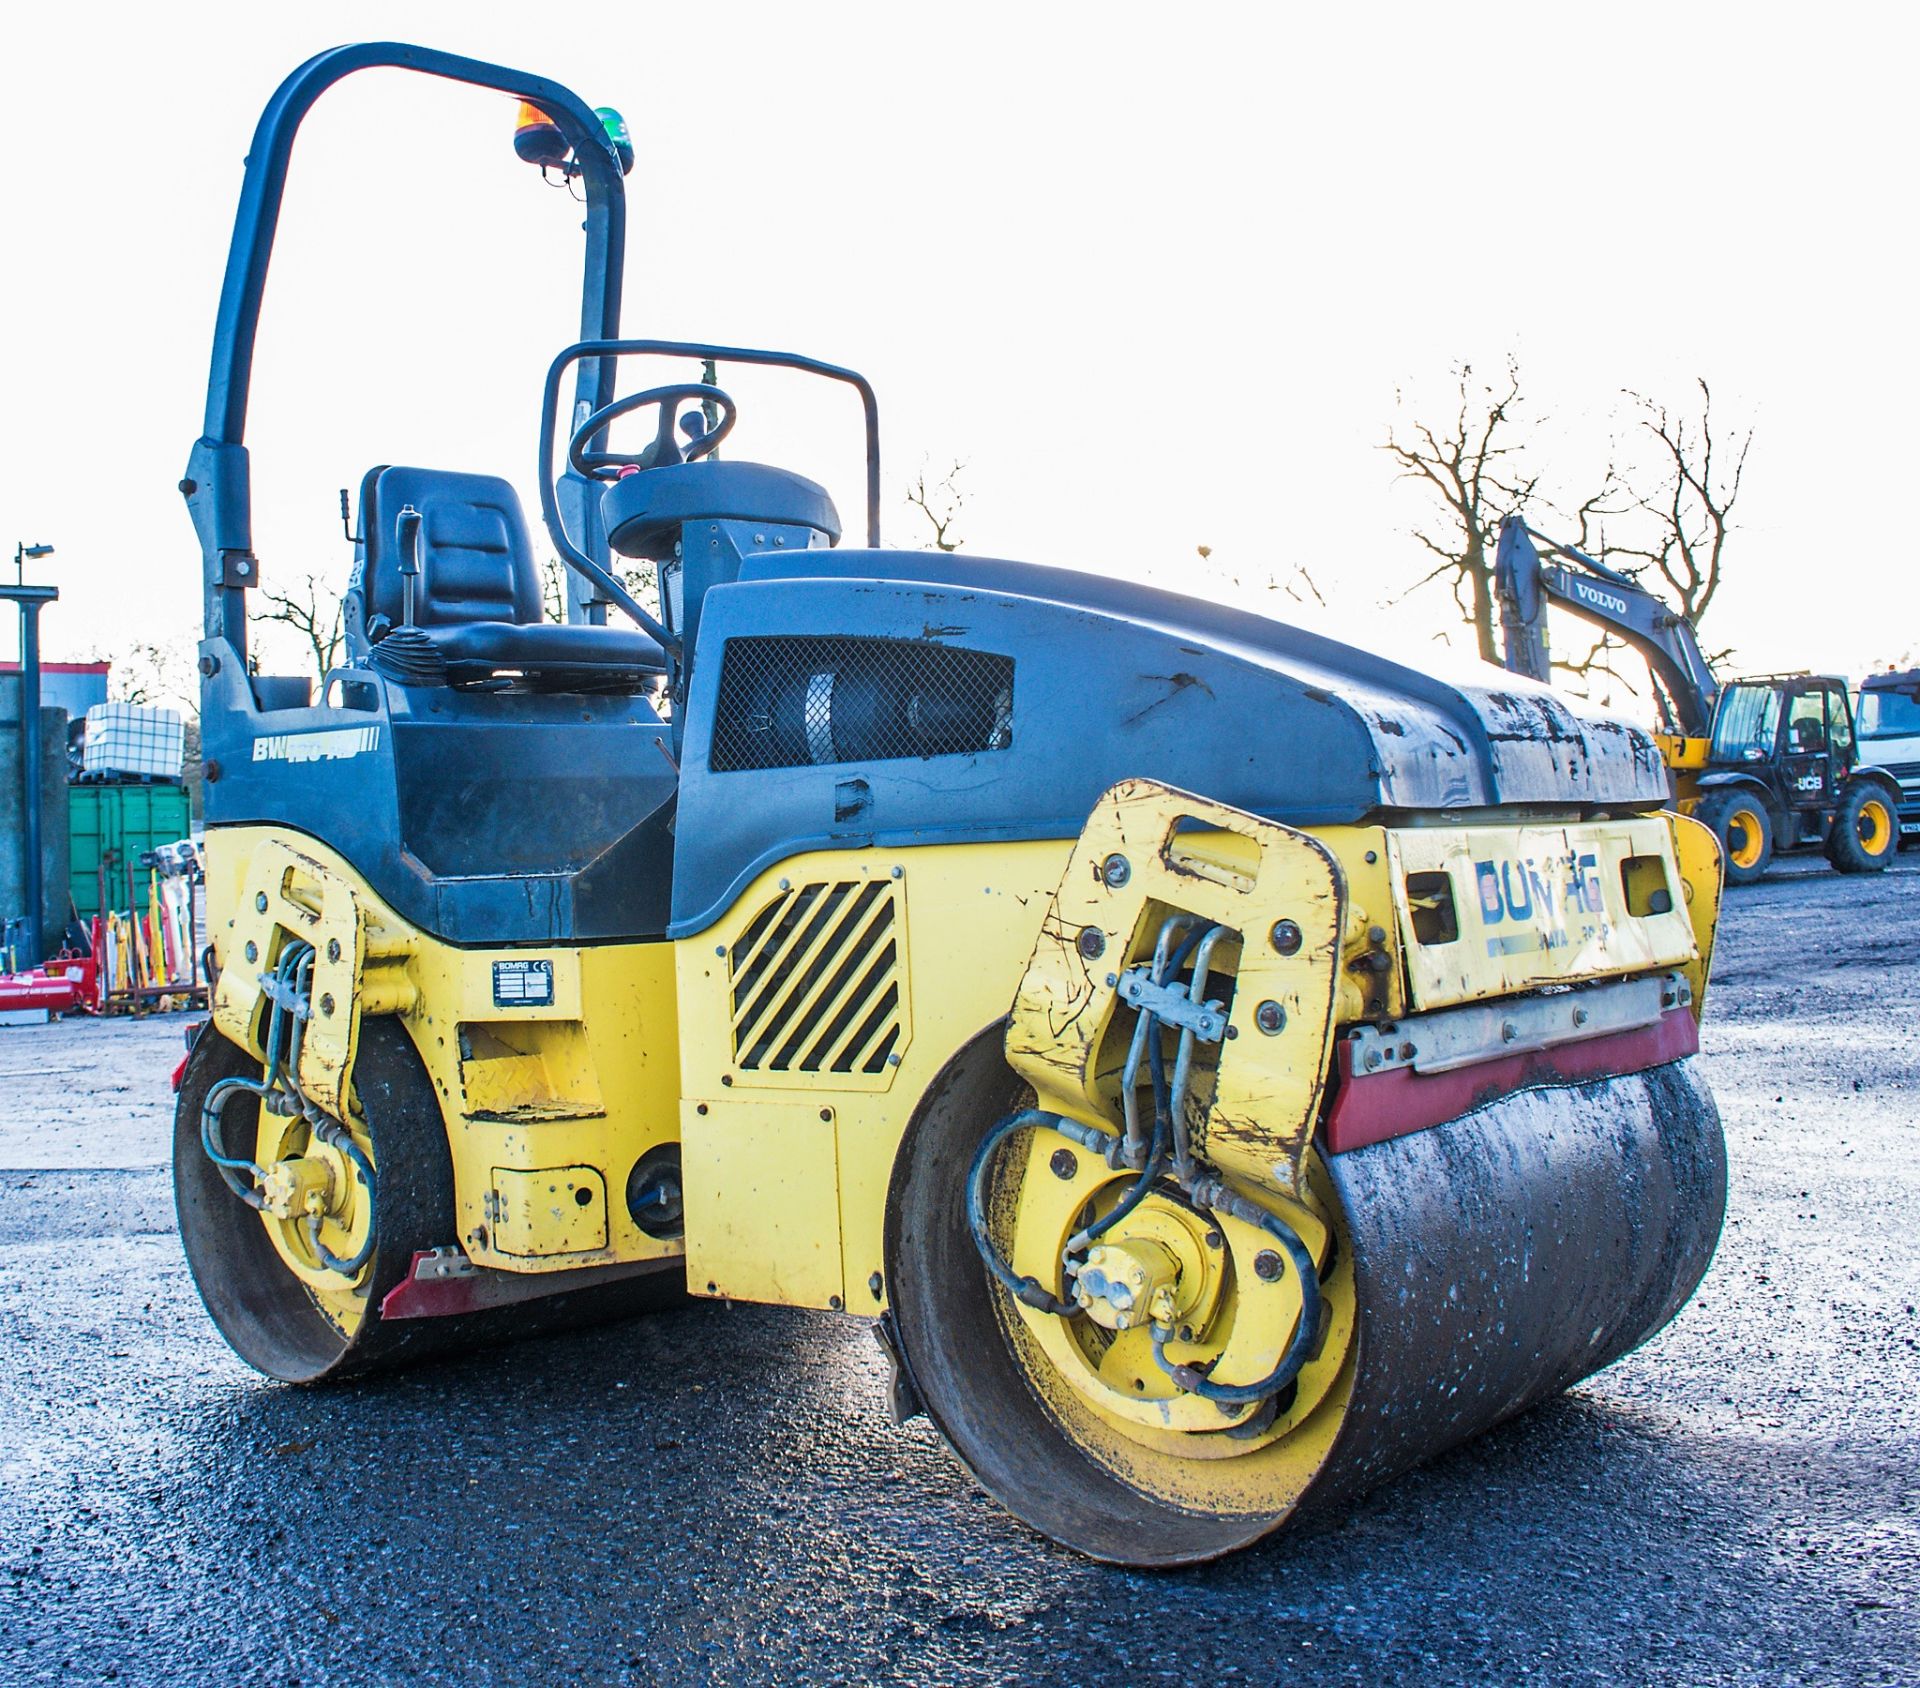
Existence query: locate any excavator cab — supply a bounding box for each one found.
[173,44,1733,1566]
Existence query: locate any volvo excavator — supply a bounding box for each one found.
[1495,516,1900,885]
[173,43,1730,1565]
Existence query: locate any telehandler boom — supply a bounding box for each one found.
[175,43,1729,1565]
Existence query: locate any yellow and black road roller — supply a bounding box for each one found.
[174,43,1728,1565]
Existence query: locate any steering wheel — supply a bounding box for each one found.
[567,382,738,481]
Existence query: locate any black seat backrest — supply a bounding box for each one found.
[360,466,542,631]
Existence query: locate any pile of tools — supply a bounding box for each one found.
[94,839,203,1011]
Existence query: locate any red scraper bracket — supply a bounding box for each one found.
[1322,1008,1700,1155]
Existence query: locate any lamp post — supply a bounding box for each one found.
[8,544,56,967]
[15,542,52,587]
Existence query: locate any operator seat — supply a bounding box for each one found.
[1790,717,1826,753]
[352,465,667,690]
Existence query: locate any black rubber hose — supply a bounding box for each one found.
[1077,1010,1175,1247]
[198,944,309,1204]
[967,926,1227,1319]
[1150,1187,1323,1405]
[199,1075,270,1205]
[306,1116,377,1276]
[965,1110,1086,1316]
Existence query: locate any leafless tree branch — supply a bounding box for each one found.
[905,459,967,552]
[1611,377,1752,627]
[1382,358,1534,662]
[258,572,345,688]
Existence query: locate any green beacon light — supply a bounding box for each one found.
[596,106,634,176]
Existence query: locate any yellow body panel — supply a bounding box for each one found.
[672,841,1070,1311]
[1386,817,1698,1011]
[1668,811,1724,1018]
[1655,732,1711,771]
[678,1100,844,1305]
[204,827,682,1276]
[489,1165,610,1257]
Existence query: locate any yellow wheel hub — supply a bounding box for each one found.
[992,1124,1356,1455]
[258,1154,334,1222]
[1727,808,1765,868]
[254,1099,376,1334]
[1074,1236,1183,1331]
[1859,797,1894,856]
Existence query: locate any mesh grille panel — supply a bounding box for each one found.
[710,636,1013,773]
[729,878,902,1075]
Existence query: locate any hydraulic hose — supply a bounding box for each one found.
[198,941,308,1204]
[970,921,1231,1316]
[200,1073,270,1206]
[306,1118,376,1274]
[1074,1008,1175,1250]
[196,938,377,1277]
[1150,1175,1324,1405]
[966,1109,1110,1315]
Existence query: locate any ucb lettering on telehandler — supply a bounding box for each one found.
[175,43,1729,1565]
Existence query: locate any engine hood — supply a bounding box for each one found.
[737,549,1669,811]
[663,550,1669,934]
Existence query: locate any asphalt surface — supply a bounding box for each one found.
[1,857,1915,1686]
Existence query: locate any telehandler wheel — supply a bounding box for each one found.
[1696,788,1773,885]
[885,1029,1727,1566]
[1827,782,1898,873]
[175,1020,684,1383]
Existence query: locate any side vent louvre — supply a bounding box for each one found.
[729,878,904,1076]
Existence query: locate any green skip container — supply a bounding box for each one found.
[69,784,193,922]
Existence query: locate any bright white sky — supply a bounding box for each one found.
[4,3,1916,712]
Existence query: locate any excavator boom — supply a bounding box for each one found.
[1494,514,1719,736]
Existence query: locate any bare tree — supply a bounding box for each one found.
[1541,382,1752,693]
[1608,378,1751,629]
[906,459,967,552]
[258,572,345,685]
[1198,543,1330,613]
[1388,362,1754,712]
[1551,630,1645,707]
[1272,560,1328,611]
[110,638,195,713]
[1383,360,1542,663]
[106,632,203,799]
[540,556,568,622]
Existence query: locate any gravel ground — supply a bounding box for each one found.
[0,856,1914,1686]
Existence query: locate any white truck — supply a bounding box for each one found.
[1856,669,1920,844]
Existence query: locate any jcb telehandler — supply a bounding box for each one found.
[175,43,1729,1565]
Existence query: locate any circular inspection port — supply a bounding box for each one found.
[626,1145,686,1239]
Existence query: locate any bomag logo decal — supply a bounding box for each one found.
[251,726,381,764]
[1472,851,1610,958]
[1570,579,1630,616]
